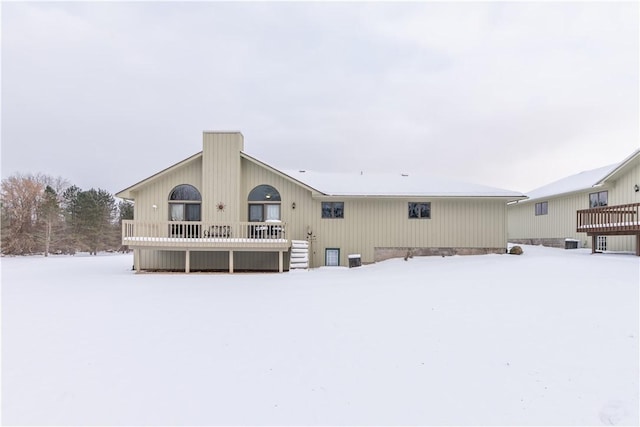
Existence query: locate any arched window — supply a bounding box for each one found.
[248,185,281,222]
[168,184,201,222]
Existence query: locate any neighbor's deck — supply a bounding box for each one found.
[576,203,640,255]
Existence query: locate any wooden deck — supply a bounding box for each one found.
[121,220,291,272]
[576,203,640,255]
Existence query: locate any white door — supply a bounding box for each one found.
[325,248,340,266]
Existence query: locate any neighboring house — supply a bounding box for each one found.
[508,149,640,255]
[116,131,526,272]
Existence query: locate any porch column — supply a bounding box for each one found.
[229,250,234,273]
[185,250,190,273]
[278,251,283,273]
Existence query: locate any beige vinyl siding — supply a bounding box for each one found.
[307,198,507,266]
[508,159,640,252]
[202,132,243,222]
[508,191,594,246]
[607,157,640,206]
[241,158,508,266]
[131,157,203,222]
[600,158,640,252]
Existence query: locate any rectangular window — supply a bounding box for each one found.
[170,204,184,221]
[249,204,263,222]
[408,202,431,219]
[322,202,344,218]
[325,248,340,266]
[185,204,201,221]
[589,191,608,208]
[265,204,280,221]
[249,204,281,222]
[535,201,548,216]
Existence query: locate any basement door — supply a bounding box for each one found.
[325,248,340,266]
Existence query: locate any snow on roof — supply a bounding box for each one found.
[523,163,621,202]
[281,169,525,198]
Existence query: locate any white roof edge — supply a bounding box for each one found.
[116,152,203,199]
[240,152,326,195]
[595,149,640,185]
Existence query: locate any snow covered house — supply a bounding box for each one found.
[508,150,640,255]
[116,131,526,272]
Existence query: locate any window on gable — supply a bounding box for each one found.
[535,201,548,216]
[321,202,344,218]
[248,185,281,222]
[168,185,201,222]
[589,191,608,208]
[168,184,201,237]
[408,202,431,219]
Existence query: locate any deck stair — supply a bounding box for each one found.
[290,240,310,269]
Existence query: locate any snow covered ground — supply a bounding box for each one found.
[2,245,638,426]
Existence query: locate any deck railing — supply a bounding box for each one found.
[576,203,640,234]
[121,220,288,249]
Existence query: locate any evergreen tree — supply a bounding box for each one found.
[118,200,134,222]
[75,188,116,255]
[61,185,82,254]
[117,200,134,252]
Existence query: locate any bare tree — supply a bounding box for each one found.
[1,173,70,255]
[1,174,44,254]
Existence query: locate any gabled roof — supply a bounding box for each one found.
[281,169,526,199]
[520,149,639,203]
[595,149,640,185]
[116,148,526,201]
[116,152,202,200]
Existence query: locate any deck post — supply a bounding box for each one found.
[591,235,597,254]
[229,250,234,273]
[134,249,140,273]
[636,234,640,256]
[185,250,190,273]
[278,251,283,273]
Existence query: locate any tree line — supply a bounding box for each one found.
[1,173,133,256]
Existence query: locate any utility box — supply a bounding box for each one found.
[348,254,362,268]
[565,239,579,249]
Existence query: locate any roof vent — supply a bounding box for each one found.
[299,170,306,173]
[401,173,409,177]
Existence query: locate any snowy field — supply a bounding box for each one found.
[2,245,638,426]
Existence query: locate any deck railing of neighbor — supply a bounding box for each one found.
[576,202,640,255]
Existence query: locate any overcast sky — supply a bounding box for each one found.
[2,1,638,195]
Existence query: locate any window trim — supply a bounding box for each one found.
[325,248,340,266]
[535,201,548,216]
[408,202,431,219]
[321,202,344,219]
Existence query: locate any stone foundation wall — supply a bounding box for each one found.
[374,247,506,262]
[508,238,570,249]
